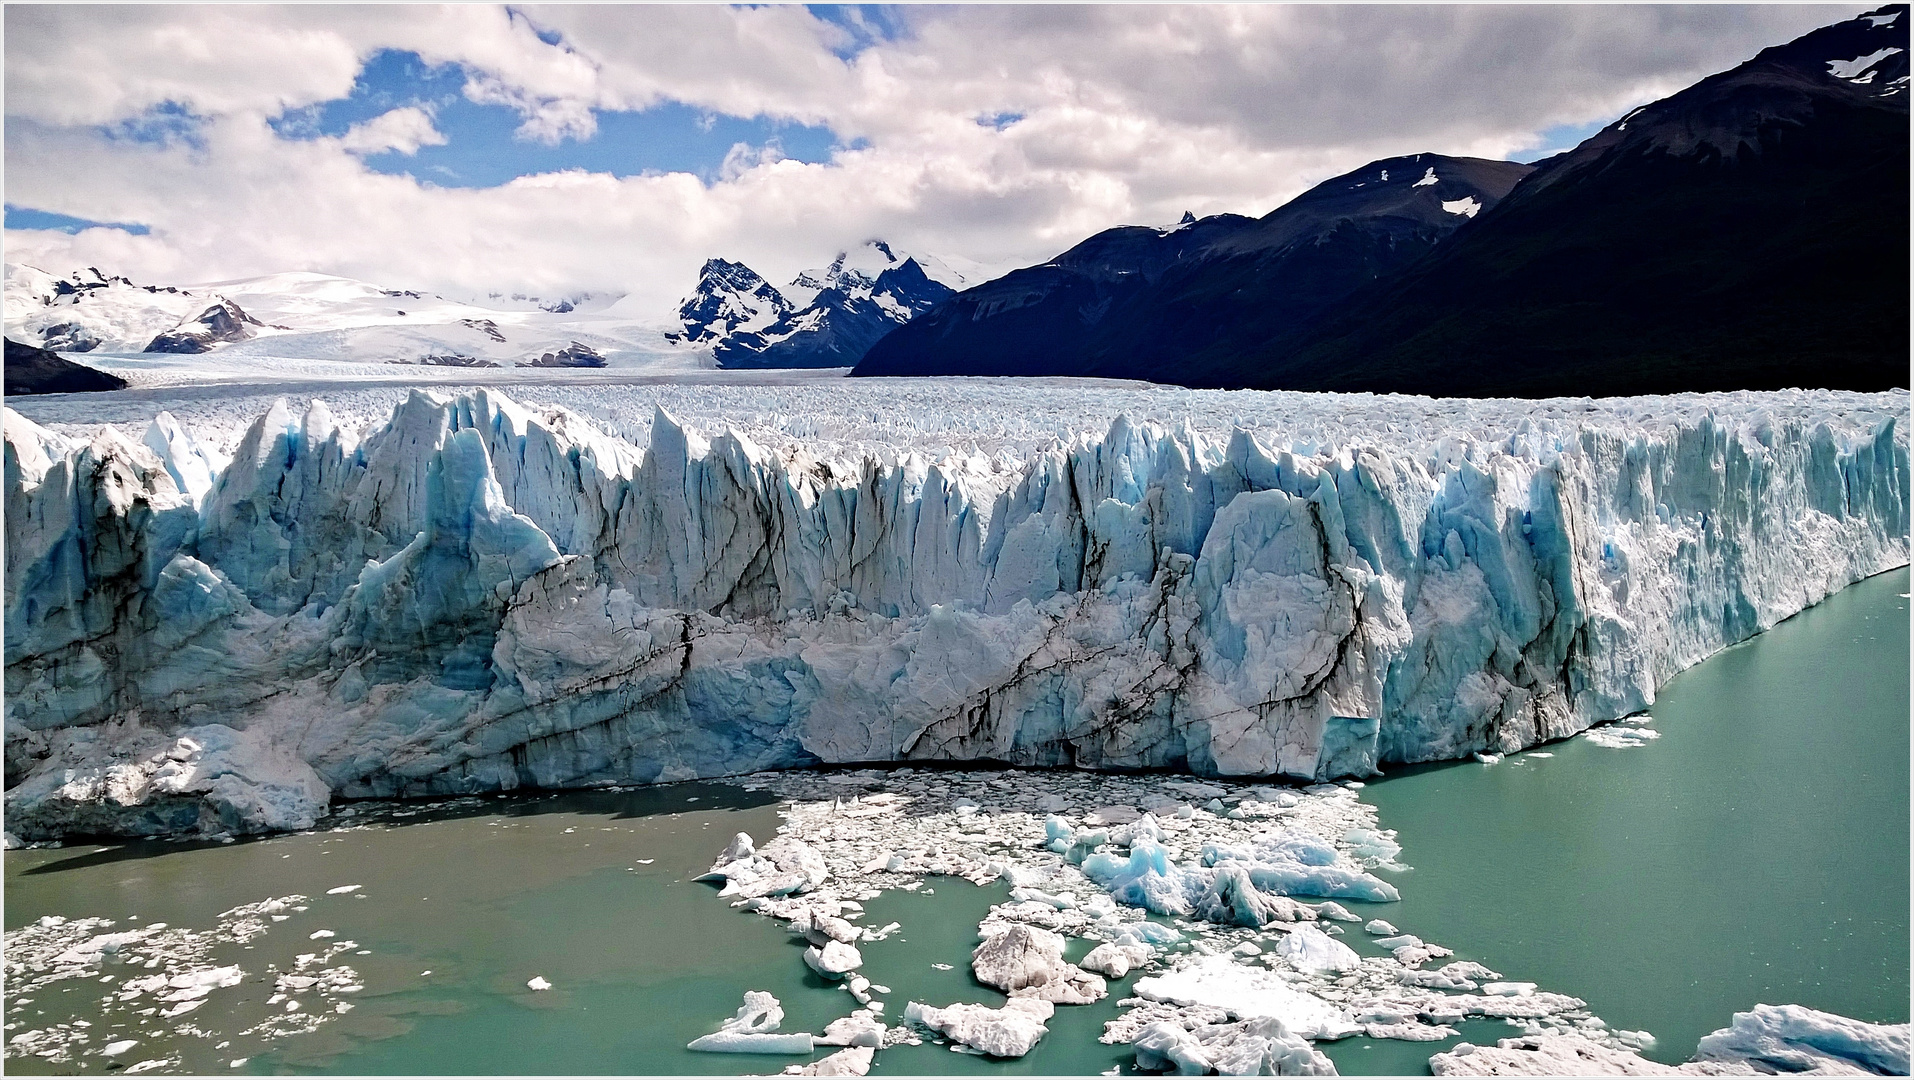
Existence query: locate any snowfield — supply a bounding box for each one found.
[4,264,704,373]
[3,379,1907,838]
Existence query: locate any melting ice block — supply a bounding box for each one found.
[687,1032,816,1054]
[1693,1003,1909,1075]
[1133,955,1360,1041]
[1133,1015,1338,1076]
[904,998,1054,1058]
[971,924,1106,1004]
[1274,925,1362,974]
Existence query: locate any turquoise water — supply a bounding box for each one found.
[5,569,1906,1074]
[1330,566,1910,1071]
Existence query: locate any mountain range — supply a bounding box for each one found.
[2,240,965,382]
[668,241,965,367]
[855,154,1533,382]
[6,6,1904,398]
[857,4,1910,397]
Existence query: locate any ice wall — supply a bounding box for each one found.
[5,387,1907,838]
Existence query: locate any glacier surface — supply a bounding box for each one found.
[3,384,1907,837]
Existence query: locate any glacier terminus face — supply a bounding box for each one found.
[3,383,1907,839]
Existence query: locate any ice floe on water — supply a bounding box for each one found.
[1429,1003,1909,1075]
[684,766,1644,1071]
[1582,721,1662,749]
[686,766,1910,1075]
[2,893,364,1068]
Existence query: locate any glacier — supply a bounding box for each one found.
[3,384,1907,838]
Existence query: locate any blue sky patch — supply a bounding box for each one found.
[271,49,847,187]
[805,5,910,59]
[4,204,151,235]
[99,101,207,151]
[978,112,1024,131]
[1512,116,1615,162]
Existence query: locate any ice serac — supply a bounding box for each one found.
[3,388,1909,837]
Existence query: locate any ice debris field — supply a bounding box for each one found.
[681,766,1908,1075]
[3,381,1907,842]
[5,765,1907,1075]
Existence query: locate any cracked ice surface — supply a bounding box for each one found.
[4,384,1908,838]
[706,767,1629,1069]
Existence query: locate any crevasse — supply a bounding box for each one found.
[3,388,1906,838]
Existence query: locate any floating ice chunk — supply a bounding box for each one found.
[1313,902,1360,922]
[714,832,756,865]
[687,1031,816,1054]
[971,924,1106,1004]
[1363,1020,1457,1042]
[1133,1015,1337,1076]
[1481,981,1536,997]
[1083,841,1190,916]
[527,976,552,991]
[1108,922,1183,947]
[1342,829,1402,863]
[309,930,335,939]
[1009,887,1077,910]
[1274,925,1361,974]
[905,998,1053,1058]
[1081,942,1155,979]
[722,991,784,1034]
[1363,920,1398,936]
[804,941,864,979]
[1693,1003,1910,1075]
[795,1045,876,1075]
[1194,864,1289,927]
[816,1012,885,1048]
[1475,752,1503,764]
[326,885,361,895]
[1582,726,1660,749]
[1243,861,1400,902]
[101,1039,139,1057]
[1399,961,1500,991]
[1374,934,1423,950]
[1131,1022,1211,1074]
[1133,955,1360,1041]
[1429,1034,1668,1075]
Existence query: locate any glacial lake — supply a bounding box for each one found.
[4,567,1905,1075]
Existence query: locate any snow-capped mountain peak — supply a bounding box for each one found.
[670,258,793,346]
[5,263,210,353]
[667,240,962,369]
[3,262,709,373]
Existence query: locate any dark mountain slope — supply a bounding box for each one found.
[854,155,1533,380]
[1205,4,1911,396]
[4,338,128,395]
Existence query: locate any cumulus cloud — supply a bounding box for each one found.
[2,4,1864,312]
[335,106,447,156]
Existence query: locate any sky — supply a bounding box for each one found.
[2,3,1863,312]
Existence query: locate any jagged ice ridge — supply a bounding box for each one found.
[3,385,1906,837]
